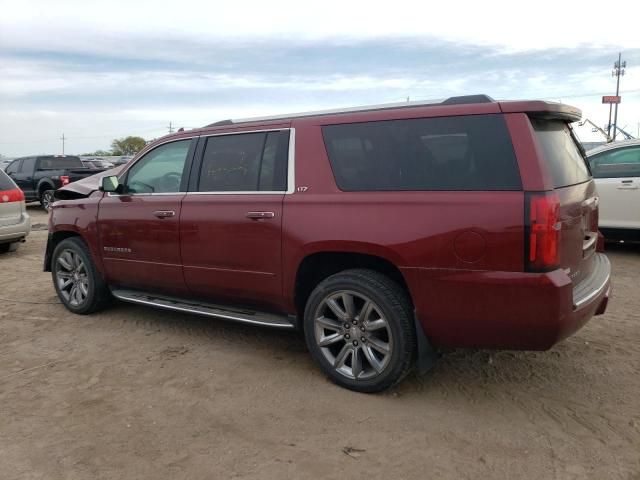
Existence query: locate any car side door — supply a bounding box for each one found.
[15,157,38,200]
[5,159,28,198]
[97,138,197,295]
[180,128,291,312]
[590,146,640,229]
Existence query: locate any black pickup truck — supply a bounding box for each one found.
[4,155,96,210]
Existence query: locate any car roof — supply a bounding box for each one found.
[587,139,640,156]
[136,95,582,159]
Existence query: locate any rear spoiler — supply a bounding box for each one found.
[498,100,582,123]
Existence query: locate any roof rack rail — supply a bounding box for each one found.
[204,94,494,127]
[207,119,233,127]
[441,94,495,105]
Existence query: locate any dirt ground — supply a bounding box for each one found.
[1,206,639,480]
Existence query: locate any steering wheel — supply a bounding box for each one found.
[157,172,182,192]
[128,180,155,193]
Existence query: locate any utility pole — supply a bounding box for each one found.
[168,122,174,134]
[611,52,626,141]
[60,133,66,155]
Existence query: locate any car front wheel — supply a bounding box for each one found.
[51,237,111,314]
[304,269,416,393]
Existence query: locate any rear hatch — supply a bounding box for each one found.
[0,171,24,227]
[529,118,598,286]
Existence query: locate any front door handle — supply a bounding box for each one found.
[246,211,275,220]
[153,210,175,218]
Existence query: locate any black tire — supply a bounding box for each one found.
[51,237,112,314]
[40,189,55,211]
[304,269,416,393]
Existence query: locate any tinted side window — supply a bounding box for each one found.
[198,131,289,192]
[21,157,36,174]
[38,156,83,169]
[531,120,591,188]
[125,140,191,194]
[0,170,16,190]
[589,147,640,178]
[322,114,521,191]
[5,160,21,175]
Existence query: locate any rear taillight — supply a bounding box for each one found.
[526,192,560,272]
[0,188,25,203]
[60,175,70,186]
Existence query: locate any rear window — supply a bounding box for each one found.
[38,156,83,169]
[322,114,521,191]
[531,120,591,188]
[0,170,16,190]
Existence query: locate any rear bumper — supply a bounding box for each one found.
[405,253,611,350]
[0,214,31,244]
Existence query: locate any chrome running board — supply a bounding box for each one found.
[111,288,296,329]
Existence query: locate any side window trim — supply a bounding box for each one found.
[186,127,295,195]
[111,137,198,196]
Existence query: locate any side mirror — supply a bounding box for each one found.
[100,175,120,193]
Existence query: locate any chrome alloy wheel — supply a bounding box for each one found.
[314,290,393,380]
[42,191,54,211]
[55,249,89,307]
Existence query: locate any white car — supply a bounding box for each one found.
[587,140,640,239]
[0,169,31,253]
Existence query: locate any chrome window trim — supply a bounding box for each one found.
[107,192,186,197]
[200,127,287,138]
[108,128,295,197]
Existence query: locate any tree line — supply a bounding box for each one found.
[83,136,147,156]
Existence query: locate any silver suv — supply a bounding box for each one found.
[0,169,30,253]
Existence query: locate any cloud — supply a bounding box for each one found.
[1,0,639,155]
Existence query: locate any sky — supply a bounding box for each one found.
[1,0,639,157]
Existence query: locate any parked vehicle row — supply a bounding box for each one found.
[81,158,115,171]
[4,155,96,210]
[44,95,611,392]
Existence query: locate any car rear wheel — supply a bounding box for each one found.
[304,269,415,393]
[40,190,54,211]
[52,237,112,314]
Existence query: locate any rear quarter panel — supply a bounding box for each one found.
[282,120,526,330]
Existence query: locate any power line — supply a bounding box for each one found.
[0,126,167,145]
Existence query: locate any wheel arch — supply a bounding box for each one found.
[292,249,413,318]
[37,179,55,196]
[44,230,86,272]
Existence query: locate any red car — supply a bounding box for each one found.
[45,95,611,392]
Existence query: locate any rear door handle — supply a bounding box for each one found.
[246,211,275,220]
[153,210,175,218]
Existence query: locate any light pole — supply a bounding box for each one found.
[611,53,626,141]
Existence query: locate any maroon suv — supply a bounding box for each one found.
[45,95,611,392]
